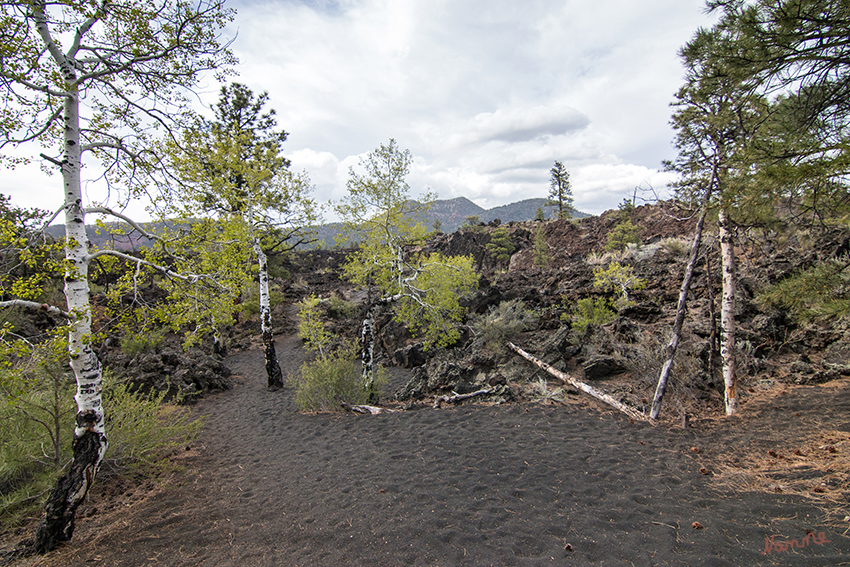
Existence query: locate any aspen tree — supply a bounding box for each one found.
[0,1,235,550]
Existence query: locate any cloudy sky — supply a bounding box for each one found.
[3,0,717,219]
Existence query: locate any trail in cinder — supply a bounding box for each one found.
[21,335,850,567]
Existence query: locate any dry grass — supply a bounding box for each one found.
[713,427,850,536]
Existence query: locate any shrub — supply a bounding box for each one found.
[529,377,565,403]
[0,367,201,528]
[0,371,75,528]
[100,375,203,476]
[327,295,360,319]
[758,256,850,322]
[241,287,286,317]
[470,299,538,352]
[604,220,640,252]
[569,297,616,335]
[119,328,165,357]
[533,227,549,268]
[659,236,690,257]
[290,345,386,412]
[297,294,332,358]
[593,261,646,308]
[486,227,515,266]
[535,207,545,221]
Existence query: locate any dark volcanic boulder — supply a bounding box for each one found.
[102,346,232,401]
[618,302,662,323]
[583,356,628,380]
[392,342,427,368]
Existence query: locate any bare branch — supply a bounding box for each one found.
[0,300,68,319]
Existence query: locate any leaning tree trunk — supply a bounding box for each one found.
[35,90,108,553]
[650,206,708,419]
[718,208,738,415]
[254,237,283,389]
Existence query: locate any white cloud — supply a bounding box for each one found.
[2,0,715,221]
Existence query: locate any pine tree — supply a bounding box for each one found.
[165,83,319,389]
[486,227,515,268]
[548,161,574,219]
[533,227,549,268]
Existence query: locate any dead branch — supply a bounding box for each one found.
[340,402,398,415]
[507,342,649,422]
[433,388,493,409]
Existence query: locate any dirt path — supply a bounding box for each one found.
[9,336,850,566]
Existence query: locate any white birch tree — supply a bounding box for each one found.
[0,0,235,551]
[336,140,477,398]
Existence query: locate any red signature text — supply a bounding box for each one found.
[763,532,831,554]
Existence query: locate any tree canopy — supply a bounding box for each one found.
[337,140,477,351]
[0,0,236,551]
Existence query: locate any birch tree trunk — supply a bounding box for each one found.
[35,90,108,553]
[718,208,738,415]
[650,207,707,419]
[254,237,283,389]
[360,304,379,403]
[706,247,719,385]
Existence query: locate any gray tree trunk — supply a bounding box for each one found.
[650,207,708,419]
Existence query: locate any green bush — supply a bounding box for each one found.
[100,375,203,476]
[604,220,640,252]
[659,236,690,257]
[758,256,850,322]
[569,297,616,335]
[593,261,646,308]
[486,227,515,266]
[119,328,165,357]
[327,295,360,319]
[242,287,287,317]
[470,299,538,352]
[533,227,549,268]
[0,368,201,529]
[290,346,386,412]
[0,383,73,528]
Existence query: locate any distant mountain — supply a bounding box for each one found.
[421,197,485,232]
[479,198,590,226]
[422,197,588,233]
[44,197,592,251]
[45,221,162,251]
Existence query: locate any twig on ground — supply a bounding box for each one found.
[434,388,493,409]
[340,402,398,414]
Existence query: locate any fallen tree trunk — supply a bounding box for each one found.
[340,402,398,414]
[508,343,648,422]
[433,388,493,409]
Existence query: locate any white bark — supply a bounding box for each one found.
[340,402,398,414]
[508,342,648,422]
[0,300,68,319]
[64,89,107,476]
[254,236,283,388]
[36,81,108,553]
[718,208,738,415]
[433,388,493,408]
[361,305,377,395]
